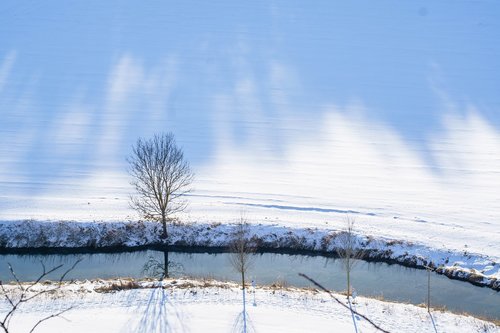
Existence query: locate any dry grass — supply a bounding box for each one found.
[413,304,500,326]
[369,294,386,302]
[95,279,140,293]
[269,277,288,289]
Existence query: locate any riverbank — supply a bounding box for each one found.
[0,277,497,333]
[0,220,498,291]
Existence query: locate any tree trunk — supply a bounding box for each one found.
[161,213,167,239]
[241,270,245,291]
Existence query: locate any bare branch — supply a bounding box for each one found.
[29,307,74,333]
[24,259,81,303]
[0,260,80,333]
[59,258,82,283]
[299,273,391,333]
[24,262,64,293]
[7,263,24,291]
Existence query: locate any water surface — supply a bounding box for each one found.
[0,250,498,320]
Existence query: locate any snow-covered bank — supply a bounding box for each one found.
[0,278,497,333]
[0,220,498,291]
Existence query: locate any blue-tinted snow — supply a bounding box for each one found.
[0,1,499,264]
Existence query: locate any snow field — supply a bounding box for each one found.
[1,278,497,333]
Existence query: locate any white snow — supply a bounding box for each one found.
[1,108,499,329]
[1,1,499,330]
[1,279,497,333]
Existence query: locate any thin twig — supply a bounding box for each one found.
[29,307,74,333]
[59,259,82,283]
[299,273,391,333]
[0,260,81,333]
[7,263,24,291]
[0,282,14,308]
[25,262,64,293]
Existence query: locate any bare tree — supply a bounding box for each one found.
[0,260,80,333]
[128,132,194,239]
[229,219,256,333]
[424,264,443,317]
[336,216,363,300]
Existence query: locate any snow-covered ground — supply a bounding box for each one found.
[1,278,498,333]
[1,112,499,289]
[1,110,499,266]
[1,2,499,279]
[1,1,499,330]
